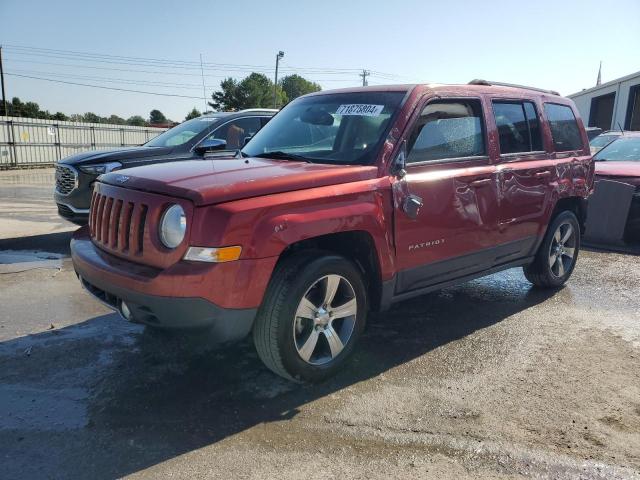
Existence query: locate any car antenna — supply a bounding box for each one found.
[617,122,624,135]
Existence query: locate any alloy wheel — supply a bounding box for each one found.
[548,221,577,278]
[293,274,357,365]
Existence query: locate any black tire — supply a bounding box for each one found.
[523,210,581,288]
[253,252,367,382]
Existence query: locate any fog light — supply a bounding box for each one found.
[120,301,132,320]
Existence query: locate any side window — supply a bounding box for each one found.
[407,99,485,163]
[492,101,543,154]
[209,117,262,149]
[260,116,272,127]
[523,102,543,151]
[543,103,583,152]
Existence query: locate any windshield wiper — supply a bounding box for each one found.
[253,151,313,163]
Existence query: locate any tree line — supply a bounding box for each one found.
[0,72,321,125]
[208,73,321,111]
[0,98,172,127]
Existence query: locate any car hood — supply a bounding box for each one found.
[100,158,378,205]
[595,162,640,186]
[60,146,173,165]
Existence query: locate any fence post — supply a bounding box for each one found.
[55,124,62,163]
[120,128,125,147]
[90,125,96,149]
[9,120,17,167]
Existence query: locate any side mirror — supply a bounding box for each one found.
[243,135,254,147]
[194,138,226,155]
[392,140,407,178]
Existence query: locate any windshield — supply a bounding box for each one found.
[593,136,640,161]
[590,134,619,148]
[145,116,223,147]
[242,91,406,165]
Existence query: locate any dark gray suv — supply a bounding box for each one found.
[54,109,276,224]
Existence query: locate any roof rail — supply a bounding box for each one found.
[468,79,560,96]
[238,108,279,113]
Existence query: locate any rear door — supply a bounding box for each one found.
[543,102,592,200]
[392,97,501,294]
[492,99,553,253]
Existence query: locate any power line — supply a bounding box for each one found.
[4,73,206,99]
[7,68,214,89]
[3,44,404,78]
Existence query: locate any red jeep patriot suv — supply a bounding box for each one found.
[71,81,593,382]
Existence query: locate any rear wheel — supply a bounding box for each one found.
[523,210,580,288]
[253,253,367,382]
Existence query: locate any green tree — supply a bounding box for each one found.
[126,115,146,126]
[185,107,201,120]
[8,97,25,116]
[21,101,42,118]
[209,78,241,111]
[107,114,126,125]
[280,74,321,102]
[209,73,287,111]
[149,109,167,125]
[83,112,103,124]
[52,112,69,121]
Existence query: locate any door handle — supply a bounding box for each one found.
[403,194,423,219]
[534,170,552,178]
[469,178,492,187]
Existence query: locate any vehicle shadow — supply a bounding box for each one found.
[0,270,556,479]
[0,230,74,254]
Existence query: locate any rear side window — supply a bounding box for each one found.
[407,99,485,163]
[544,103,583,152]
[493,101,543,154]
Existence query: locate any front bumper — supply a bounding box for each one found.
[54,169,97,225]
[71,229,266,341]
[56,202,89,225]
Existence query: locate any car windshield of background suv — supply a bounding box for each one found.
[242,91,406,165]
[590,134,619,148]
[144,117,222,147]
[593,136,640,161]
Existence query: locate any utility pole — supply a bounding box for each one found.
[360,69,370,87]
[200,53,207,113]
[274,51,284,109]
[0,45,7,116]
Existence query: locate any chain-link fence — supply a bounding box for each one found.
[0,116,167,169]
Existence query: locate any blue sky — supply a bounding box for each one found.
[1,0,639,121]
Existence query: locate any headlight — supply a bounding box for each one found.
[79,162,122,175]
[159,204,186,248]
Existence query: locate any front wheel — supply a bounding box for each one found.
[253,253,367,382]
[523,210,581,288]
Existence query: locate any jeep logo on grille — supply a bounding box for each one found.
[116,175,130,184]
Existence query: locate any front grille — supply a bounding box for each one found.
[55,164,77,195]
[89,191,148,255]
[88,182,191,269]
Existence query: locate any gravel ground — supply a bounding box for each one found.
[0,170,639,479]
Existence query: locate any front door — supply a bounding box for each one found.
[392,97,500,294]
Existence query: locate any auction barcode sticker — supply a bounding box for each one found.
[336,104,384,116]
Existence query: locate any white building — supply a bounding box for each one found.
[568,70,640,132]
